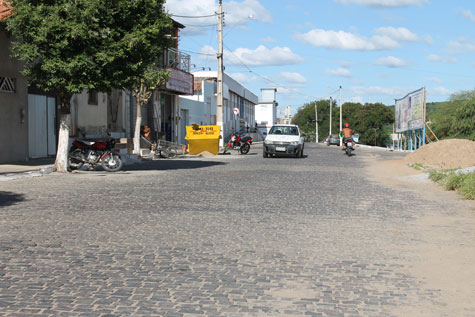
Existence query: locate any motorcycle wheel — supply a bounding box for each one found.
[101,154,123,172]
[240,143,250,154]
[68,147,84,170]
[345,147,352,156]
[160,147,177,159]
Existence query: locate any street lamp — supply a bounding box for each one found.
[315,103,318,143]
[329,97,332,135]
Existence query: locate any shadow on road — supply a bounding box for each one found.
[122,160,227,171]
[0,191,26,208]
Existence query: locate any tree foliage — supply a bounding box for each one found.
[428,89,475,141]
[6,0,173,171]
[293,100,394,146]
[6,0,173,104]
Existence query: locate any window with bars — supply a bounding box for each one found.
[0,77,16,93]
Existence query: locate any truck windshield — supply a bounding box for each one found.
[269,126,299,135]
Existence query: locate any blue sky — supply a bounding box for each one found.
[166,0,475,114]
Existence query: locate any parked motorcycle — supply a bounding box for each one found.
[68,138,123,172]
[223,133,252,154]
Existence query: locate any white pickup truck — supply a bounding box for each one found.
[263,124,305,158]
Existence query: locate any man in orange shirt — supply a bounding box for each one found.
[341,122,355,148]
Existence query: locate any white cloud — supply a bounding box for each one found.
[374,56,410,67]
[339,60,354,67]
[335,0,428,8]
[430,87,451,96]
[375,27,418,42]
[325,68,353,77]
[225,0,272,24]
[229,72,254,83]
[200,45,304,67]
[261,36,277,43]
[278,72,307,84]
[425,77,442,84]
[462,9,475,22]
[448,37,475,54]
[351,86,412,96]
[427,54,458,64]
[165,0,271,35]
[272,87,301,96]
[295,28,399,50]
[349,96,364,103]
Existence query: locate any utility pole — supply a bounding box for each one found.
[315,103,318,143]
[339,86,342,146]
[329,97,332,135]
[217,0,224,147]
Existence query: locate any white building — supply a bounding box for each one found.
[182,71,258,147]
[255,88,278,134]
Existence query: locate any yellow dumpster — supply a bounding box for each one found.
[185,125,221,155]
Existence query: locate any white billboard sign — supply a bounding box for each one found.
[395,87,425,133]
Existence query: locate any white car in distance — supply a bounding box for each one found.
[263,124,305,158]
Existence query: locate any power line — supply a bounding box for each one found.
[222,43,340,102]
[172,14,217,18]
[181,23,218,27]
[180,48,215,57]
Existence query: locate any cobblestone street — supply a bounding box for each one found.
[1,144,474,316]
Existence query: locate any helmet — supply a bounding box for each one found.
[344,122,350,128]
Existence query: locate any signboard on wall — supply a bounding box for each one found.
[395,87,425,133]
[165,68,193,95]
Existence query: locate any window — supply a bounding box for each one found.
[0,77,16,93]
[88,91,98,105]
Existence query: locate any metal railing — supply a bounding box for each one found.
[161,48,190,73]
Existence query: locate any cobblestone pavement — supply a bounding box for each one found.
[0,144,474,316]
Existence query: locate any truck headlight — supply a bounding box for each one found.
[290,141,299,145]
[264,140,273,145]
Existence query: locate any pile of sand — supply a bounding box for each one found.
[402,139,475,169]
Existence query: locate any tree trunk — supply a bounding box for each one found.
[133,92,142,155]
[55,97,72,172]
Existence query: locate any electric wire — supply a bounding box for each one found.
[172,14,217,18]
[222,43,339,102]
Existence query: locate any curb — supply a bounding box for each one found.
[0,166,57,182]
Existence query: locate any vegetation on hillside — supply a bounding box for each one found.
[427,89,475,141]
[292,100,394,147]
[292,88,474,146]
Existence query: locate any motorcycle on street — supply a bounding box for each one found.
[342,134,359,156]
[343,138,354,156]
[223,133,253,154]
[68,138,123,172]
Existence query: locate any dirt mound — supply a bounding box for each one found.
[402,139,475,169]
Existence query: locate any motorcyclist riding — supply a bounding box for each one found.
[340,122,355,148]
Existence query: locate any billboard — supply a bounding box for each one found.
[395,87,425,133]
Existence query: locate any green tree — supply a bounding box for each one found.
[6,0,172,171]
[428,89,475,140]
[293,100,394,146]
[449,99,475,140]
[292,99,338,142]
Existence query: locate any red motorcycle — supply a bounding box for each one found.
[68,138,123,172]
[223,133,252,154]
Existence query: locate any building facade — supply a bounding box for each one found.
[255,88,278,134]
[1,3,58,164]
[189,71,258,146]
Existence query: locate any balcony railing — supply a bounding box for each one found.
[160,48,190,73]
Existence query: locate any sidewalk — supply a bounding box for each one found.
[0,157,57,182]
